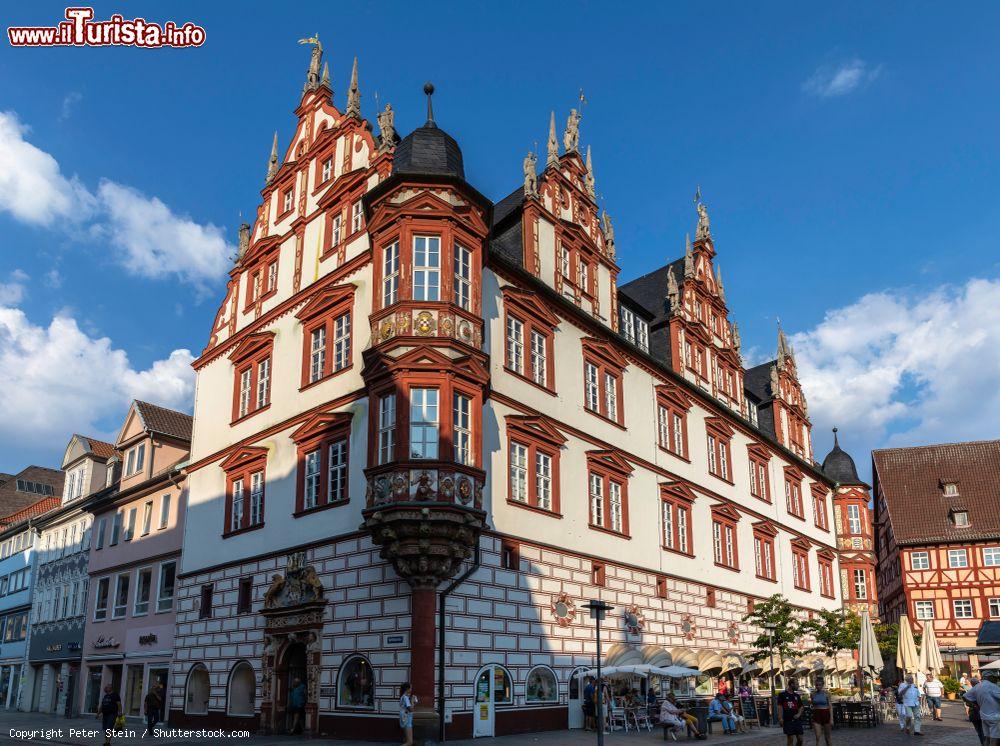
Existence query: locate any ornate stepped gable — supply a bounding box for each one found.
[744,326,812,459]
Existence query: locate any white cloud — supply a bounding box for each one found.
[803,59,880,98]
[0,110,233,288]
[0,111,96,226]
[97,180,232,290]
[0,306,195,447]
[0,269,29,305]
[60,91,83,121]
[794,278,1000,462]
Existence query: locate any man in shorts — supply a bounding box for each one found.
[777,678,804,746]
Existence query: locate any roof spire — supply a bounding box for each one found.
[547,111,559,165]
[321,61,330,89]
[423,82,436,127]
[585,145,596,199]
[715,264,725,301]
[346,57,361,118]
[265,131,279,185]
[832,427,840,448]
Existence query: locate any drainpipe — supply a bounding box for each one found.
[437,542,481,743]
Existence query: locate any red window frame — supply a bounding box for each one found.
[581,338,627,426]
[791,539,811,591]
[818,551,836,599]
[277,179,295,220]
[242,246,280,313]
[711,504,740,571]
[747,444,772,503]
[586,450,633,538]
[591,561,606,587]
[752,524,777,582]
[290,412,353,517]
[219,446,268,537]
[505,415,566,517]
[811,483,830,532]
[784,466,805,520]
[705,417,734,483]
[656,383,691,460]
[660,482,695,556]
[501,287,559,394]
[229,332,274,424]
[296,284,355,390]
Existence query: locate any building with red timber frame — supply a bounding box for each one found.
[874,440,1000,676]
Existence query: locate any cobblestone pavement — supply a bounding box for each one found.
[0,701,980,745]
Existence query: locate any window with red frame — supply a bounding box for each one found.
[581,339,626,425]
[705,419,734,482]
[656,384,690,459]
[279,184,294,217]
[748,446,771,502]
[785,471,804,519]
[586,451,632,536]
[792,545,811,590]
[292,414,352,515]
[711,507,739,570]
[591,562,606,587]
[812,487,829,531]
[296,285,354,389]
[656,575,668,599]
[220,447,267,535]
[753,532,776,581]
[506,416,565,515]
[661,491,692,555]
[502,289,558,392]
[819,555,835,598]
[229,334,273,423]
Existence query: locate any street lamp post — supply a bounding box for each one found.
[764,623,778,728]
[583,599,614,746]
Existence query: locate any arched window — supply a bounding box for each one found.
[337,655,375,709]
[227,661,256,716]
[525,666,558,704]
[185,664,210,715]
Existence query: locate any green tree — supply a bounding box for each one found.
[801,609,861,655]
[743,594,805,663]
[874,621,921,661]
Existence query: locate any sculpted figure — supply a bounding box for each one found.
[263,573,285,608]
[563,108,581,152]
[523,151,538,197]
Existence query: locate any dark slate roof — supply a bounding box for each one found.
[392,123,464,179]
[493,186,524,228]
[874,440,1000,545]
[135,400,193,442]
[822,430,863,485]
[978,620,1000,647]
[0,466,63,520]
[617,260,685,325]
[744,361,776,403]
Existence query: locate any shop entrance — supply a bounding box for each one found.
[568,667,589,729]
[472,664,512,738]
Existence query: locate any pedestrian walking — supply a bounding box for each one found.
[287,677,307,734]
[964,670,1000,746]
[583,676,596,731]
[777,678,805,746]
[923,673,944,721]
[398,682,415,746]
[97,684,121,746]
[810,678,833,746]
[898,674,923,736]
[142,682,164,737]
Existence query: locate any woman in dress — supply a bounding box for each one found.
[399,682,415,746]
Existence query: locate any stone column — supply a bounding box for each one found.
[410,584,438,731]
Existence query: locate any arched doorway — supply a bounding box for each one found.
[274,642,306,734]
[227,661,256,717]
[185,664,210,715]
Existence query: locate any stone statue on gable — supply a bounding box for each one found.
[563,108,581,153]
[523,151,538,198]
[377,104,395,152]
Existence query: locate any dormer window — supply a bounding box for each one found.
[281,188,293,214]
[952,510,970,527]
[942,482,959,497]
[619,307,649,353]
[124,443,146,477]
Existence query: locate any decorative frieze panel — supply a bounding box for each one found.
[365,466,484,511]
[370,307,482,349]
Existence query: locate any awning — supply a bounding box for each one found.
[697,650,724,674]
[605,643,644,667]
[721,653,748,675]
[836,656,857,673]
[670,646,699,669]
[583,663,701,679]
[641,645,673,668]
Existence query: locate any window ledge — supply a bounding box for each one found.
[231,404,271,427]
[506,499,562,519]
[714,562,740,573]
[787,512,806,522]
[299,365,353,393]
[755,574,778,584]
[661,545,694,559]
[658,446,690,463]
[293,499,350,519]
[504,367,556,397]
[588,523,630,540]
[584,408,626,431]
[223,522,265,539]
[708,472,735,486]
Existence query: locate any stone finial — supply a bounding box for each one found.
[563,108,581,153]
[523,151,538,198]
[684,233,694,278]
[585,145,596,199]
[238,222,251,259]
[547,111,559,166]
[715,264,725,301]
[423,82,436,126]
[377,104,395,152]
[777,323,795,365]
[346,57,361,118]
[298,33,323,92]
[266,131,279,185]
[321,61,330,89]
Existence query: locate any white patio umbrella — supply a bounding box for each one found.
[918,620,944,674]
[658,665,702,678]
[980,659,1000,671]
[896,614,920,675]
[858,609,884,697]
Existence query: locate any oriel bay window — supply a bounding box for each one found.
[586,451,633,537]
[705,417,734,482]
[581,338,627,425]
[413,235,440,301]
[656,383,691,459]
[660,483,695,556]
[229,333,274,423]
[502,288,558,392]
[784,467,805,519]
[296,284,355,389]
[505,415,565,516]
[292,412,352,515]
[711,505,740,570]
[220,447,268,536]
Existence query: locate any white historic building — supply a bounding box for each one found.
[170,44,847,740]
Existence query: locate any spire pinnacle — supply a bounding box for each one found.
[346,57,361,118]
[423,82,436,127]
[321,61,330,89]
[715,264,725,301]
[266,131,279,185]
[585,145,596,199]
[547,111,559,166]
[684,233,694,278]
[832,427,840,448]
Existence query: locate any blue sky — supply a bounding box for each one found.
[1,1,998,477]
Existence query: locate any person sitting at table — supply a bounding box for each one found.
[646,687,659,717]
[727,695,747,733]
[661,693,706,740]
[709,692,737,735]
[738,682,752,697]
